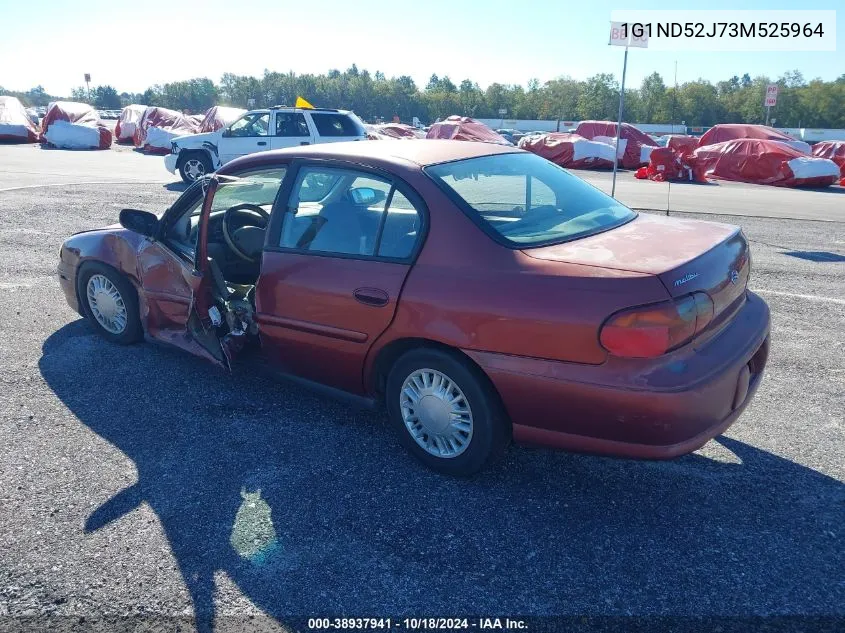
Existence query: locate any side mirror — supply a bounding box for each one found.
[348,187,385,206]
[221,128,231,138]
[119,209,159,238]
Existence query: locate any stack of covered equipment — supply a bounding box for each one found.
[40,101,112,149]
[199,106,247,133]
[426,116,512,145]
[635,146,703,182]
[115,104,147,143]
[574,120,658,168]
[691,139,839,187]
[366,123,426,140]
[0,96,40,142]
[134,106,200,154]
[811,140,845,185]
[518,133,616,169]
[697,124,811,154]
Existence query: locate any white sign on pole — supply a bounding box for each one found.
[247,98,256,107]
[609,22,648,48]
[498,108,507,115]
[764,84,779,107]
[609,22,628,46]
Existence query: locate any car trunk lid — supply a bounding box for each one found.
[523,213,750,326]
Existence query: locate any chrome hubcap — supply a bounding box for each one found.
[184,159,205,181]
[400,368,473,458]
[86,274,127,334]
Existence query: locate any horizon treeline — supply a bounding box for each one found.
[5,65,844,128]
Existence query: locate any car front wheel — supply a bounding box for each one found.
[179,152,212,183]
[77,263,143,344]
[386,349,509,476]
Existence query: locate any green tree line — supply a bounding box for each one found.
[5,66,845,128]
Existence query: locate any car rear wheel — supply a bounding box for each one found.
[77,263,143,344]
[386,348,509,476]
[179,152,212,183]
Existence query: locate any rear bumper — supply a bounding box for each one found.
[466,291,771,459]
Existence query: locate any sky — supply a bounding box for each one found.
[0,0,841,96]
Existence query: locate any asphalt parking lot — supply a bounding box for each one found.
[0,145,843,632]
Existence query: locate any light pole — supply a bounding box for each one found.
[608,22,647,199]
[611,46,628,199]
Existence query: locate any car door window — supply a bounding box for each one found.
[377,190,421,259]
[280,167,420,259]
[281,167,389,256]
[275,113,310,137]
[228,113,270,137]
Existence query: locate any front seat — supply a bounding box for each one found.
[307,200,364,255]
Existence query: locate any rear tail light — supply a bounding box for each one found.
[599,292,714,358]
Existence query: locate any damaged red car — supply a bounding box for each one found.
[57,141,770,475]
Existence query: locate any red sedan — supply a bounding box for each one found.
[57,141,770,475]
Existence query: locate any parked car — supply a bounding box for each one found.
[165,106,368,183]
[495,128,518,144]
[57,141,770,475]
[25,107,40,126]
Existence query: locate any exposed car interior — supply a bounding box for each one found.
[426,152,636,246]
[164,169,288,284]
[281,169,420,258]
[158,167,420,355]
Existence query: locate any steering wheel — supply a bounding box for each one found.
[222,203,270,263]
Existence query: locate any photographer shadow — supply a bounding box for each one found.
[40,321,844,632]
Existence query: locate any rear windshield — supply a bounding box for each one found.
[426,152,635,247]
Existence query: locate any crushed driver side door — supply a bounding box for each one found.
[135,177,230,370]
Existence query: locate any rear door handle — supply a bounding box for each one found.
[257,141,267,146]
[300,141,310,145]
[353,287,389,307]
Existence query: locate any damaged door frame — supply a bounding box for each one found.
[180,175,234,370]
[185,173,273,370]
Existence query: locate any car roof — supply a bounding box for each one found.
[220,139,522,174]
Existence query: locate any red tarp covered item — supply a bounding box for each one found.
[0,96,39,142]
[692,139,840,187]
[199,106,246,133]
[364,124,382,140]
[115,104,146,143]
[134,106,200,153]
[41,101,100,136]
[698,124,811,154]
[640,146,703,183]
[811,140,845,177]
[426,116,512,145]
[365,123,425,140]
[665,135,698,155]
[574,120,658,169]
[517,133,616,169]
[40,101,112,149]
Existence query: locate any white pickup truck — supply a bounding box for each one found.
[164,106,368,182]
